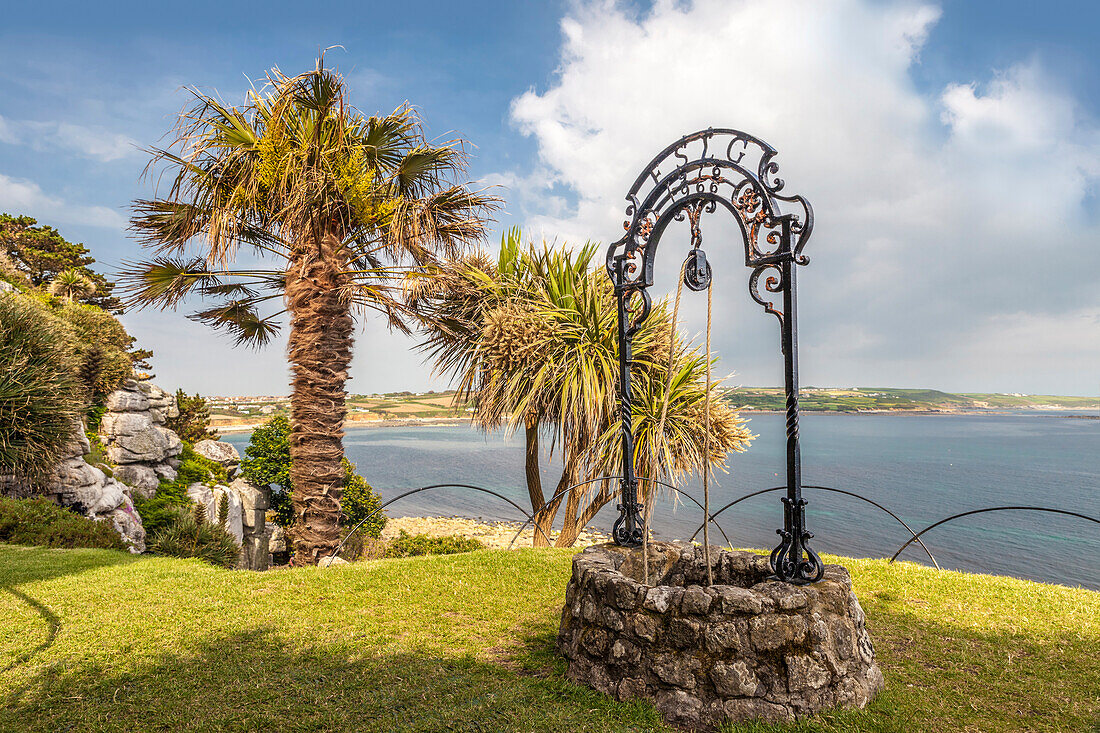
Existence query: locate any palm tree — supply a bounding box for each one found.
[48,269,96,302]
[124,57,497,564]
[407,230,752,546]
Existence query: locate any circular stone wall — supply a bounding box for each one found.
[557,542,883,731]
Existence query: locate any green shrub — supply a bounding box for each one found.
[240,415,292,525]
[166,390,218,444]
[176,444,228,485]
[134,444,227,535]
[240,416,385,534]
[0,496,127,550]
[0,294,84,481]
[132,479,191,537]
[85,403,107,433]
[148,507,239,569]
[383,530,483,558]
[54,301,135,400]
[340,459,385,538]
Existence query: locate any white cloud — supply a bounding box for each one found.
[499,0,1100,394]
[0,172,126,229]
[0,114,138,162]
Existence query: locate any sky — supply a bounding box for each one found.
[1,0,1098,397]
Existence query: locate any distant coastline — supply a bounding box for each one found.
[216,416,473,434]
[213,407,1100,434]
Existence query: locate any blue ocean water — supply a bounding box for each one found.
[223,413,1099,590]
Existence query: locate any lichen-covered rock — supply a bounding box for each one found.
[186,481,245,545]
[558,542,883,731]
[137,381,179,423]
[186,482,215,520]
[268,524,288,554]
[113,464,159,497]
[102,413,169,463]
[104,390,149,412]
[193,440,240,477]
[36,420,146,552]
[105,494,146,553]
[230,478,266,530]
[100,379,183,498]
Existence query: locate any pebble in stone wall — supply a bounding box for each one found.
[557,542,883,731]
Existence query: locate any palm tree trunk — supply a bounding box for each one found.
[557,477,617,548]
[543,450,579,548]
[533,449,578,546]
[285,239,353,566]
[575,478,613,530]
[524,416,550,547]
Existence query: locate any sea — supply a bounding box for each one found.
[223,411,1100,590]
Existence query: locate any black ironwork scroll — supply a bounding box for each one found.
[607,127,823,583]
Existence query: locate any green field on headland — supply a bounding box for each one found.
[2,545,1096,732]
[207,388,1099,429]
[725,387,1099,413]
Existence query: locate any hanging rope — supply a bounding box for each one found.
[649,202,715,586]
[647,258,688,585]
[702,274,714,586]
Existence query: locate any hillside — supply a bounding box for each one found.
[208,391,472,429]
[205,387,1099,430]
[1,545,1096,732]
[724,387,1099,413]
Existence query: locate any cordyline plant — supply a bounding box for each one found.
[406,229,753,547]
[123,57,496,565]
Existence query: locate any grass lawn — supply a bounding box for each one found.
[1,545,1097,732]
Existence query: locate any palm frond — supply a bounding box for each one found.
[188,300,282,348]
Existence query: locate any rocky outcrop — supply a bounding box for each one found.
[558,543,883,731]
[186,469,271,570]
[193,439,240,478]
[39,424,146,552]
[100,379,182,497]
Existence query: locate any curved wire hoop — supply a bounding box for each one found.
[889,506,1100,563]
[690,485,941,569]
[328,484,555,562]
[503,475,735,551]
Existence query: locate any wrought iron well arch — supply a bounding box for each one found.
[607,127,823,583]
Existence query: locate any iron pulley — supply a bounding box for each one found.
[683,247,712,291]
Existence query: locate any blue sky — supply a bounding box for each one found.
[1,0,1098,396]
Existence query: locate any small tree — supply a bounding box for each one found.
[48,269,96,302]
[340,458,385,538]
[0,214,122,311]
[240,415,385,541]
[167,390,219,444]
[409,231,753,546]
[239,415,293,525]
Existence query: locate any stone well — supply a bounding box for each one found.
[557,542,883,731]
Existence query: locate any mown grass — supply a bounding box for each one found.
[0,544,1096,732]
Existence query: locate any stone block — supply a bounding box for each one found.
[114,464,159,496]
[703,620,747,654]
[680,585,712,615]
[652,652,700,688]
[711,660,762,698]
[749,614,808,651]
[631,613,658,643]
[654,689,703,728]
[786,653,831,691]
[715,585,765,614]
[667,617,702,648]
[194,439,241,467]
